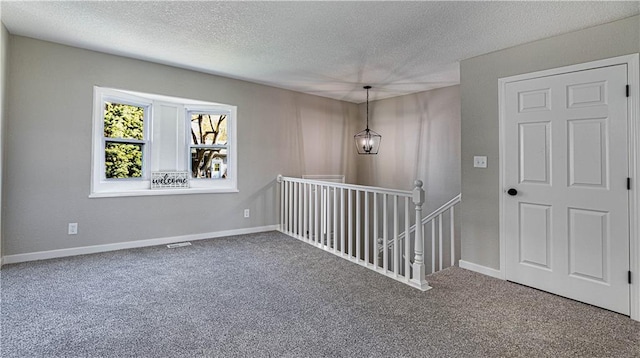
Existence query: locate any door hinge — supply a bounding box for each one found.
[626,85,630,97]
[628,177,631,190]
[629,271,632,284]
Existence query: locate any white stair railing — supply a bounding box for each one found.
[277,175,429,290]
[379,194,461,274]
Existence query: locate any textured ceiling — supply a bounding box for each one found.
[1,1,638,103]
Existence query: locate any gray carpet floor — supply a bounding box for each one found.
[1,231,638,357]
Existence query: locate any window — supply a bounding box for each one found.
[103,101,149,179]
[188,111,228,179]
[91,87,237,197]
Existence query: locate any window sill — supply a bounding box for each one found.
[89,187,239,198]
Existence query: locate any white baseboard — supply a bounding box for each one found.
[2,225,279,265]
[459,260,504,280]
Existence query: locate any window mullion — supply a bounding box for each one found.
[104,138,147,145]
[143,102,152,179]
[190,144,227,149]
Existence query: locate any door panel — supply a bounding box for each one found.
[568,118,608,188]
[519,122,551,184]
[504,64,629,315]
[568,208,608,282]
[519,203,552,269]
[519,88,551,112]
[567,81,607,108]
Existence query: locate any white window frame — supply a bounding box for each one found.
[186,107,234,187]
[91,87,238,197]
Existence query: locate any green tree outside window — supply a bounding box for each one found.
[104,102,145,178]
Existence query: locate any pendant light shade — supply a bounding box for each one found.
[354,86,381,155]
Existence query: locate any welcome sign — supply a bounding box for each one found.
[151,171,190,189]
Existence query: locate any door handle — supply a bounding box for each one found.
[507,188,518,196]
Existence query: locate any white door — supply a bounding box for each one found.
[504,64,630,315]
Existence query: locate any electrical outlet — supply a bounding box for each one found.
[244,209,250,218]
[473,156,488,168]
[68,223,78,235]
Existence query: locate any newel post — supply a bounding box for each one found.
[277,175,284,232]
[410,180,430,290]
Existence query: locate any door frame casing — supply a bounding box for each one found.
[498,54,640,321]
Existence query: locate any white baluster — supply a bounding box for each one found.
[321,185,325,247]
[423,222,428,273]
[323,186,331,249]
[438,213,443,271]
[373,193,378,269]
[393,195,398,276]
[356,190,361,261]
[284,180,289,233]
[431,218,436,274]
[314,184,320,245]
[303,183,307,241]
[309,183,313,241]
[332,188,338,253]
[293,182,298,236]
[288,181,293,234]
[364,191,369,265]
[383,194,388,273]
[324,186,332,250]
[340,188,345,255]
[325,186,330,249]
[298,183,303,238]
[450,206,455,267]
[405,197,410,280]
[307,184,311,240]
[282,179,287,233]
[348,189,353,257]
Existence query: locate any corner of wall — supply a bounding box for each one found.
[0,22,10,264]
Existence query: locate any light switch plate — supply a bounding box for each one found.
[68,223,78,235]
[473,156,487,168]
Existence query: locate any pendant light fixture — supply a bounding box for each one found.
[354,85,381,155]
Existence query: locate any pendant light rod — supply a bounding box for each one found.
[364,85,371,130]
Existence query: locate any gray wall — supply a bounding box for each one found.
[3,36,359,255]
[0,23,7,257]
[355,85,461,213]
[460,15,640,269]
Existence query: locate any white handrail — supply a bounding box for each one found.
[278,175,412,197]
[422,194,461,224]
[383,193,461,245]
